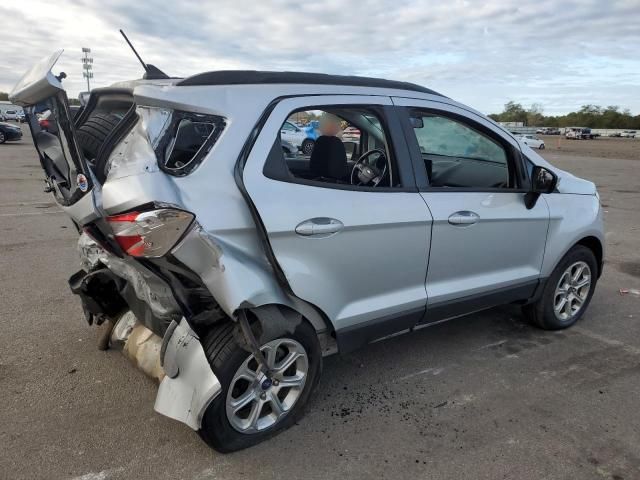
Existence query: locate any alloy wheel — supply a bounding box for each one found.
[302,140,314,155]
[226,338,309,434]
[553,261,591,321]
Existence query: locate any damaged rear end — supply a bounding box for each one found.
[10,51,236,430]
[12,51,333,450]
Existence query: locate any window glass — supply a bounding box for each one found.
[282,122,296,131]
[409,111,510,188]
[274,107,401,188]
[163,118,217,170]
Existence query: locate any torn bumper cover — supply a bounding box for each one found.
[75,233,221,430]
[155,319,221,430]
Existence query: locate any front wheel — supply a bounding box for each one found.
[0,132,5,144]
[523,245,597,330]
[539,144,545,150]
[199,315,322,452]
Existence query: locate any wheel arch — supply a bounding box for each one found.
[234,301,338,357]
[575,235,604,278]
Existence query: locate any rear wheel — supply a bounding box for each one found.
[524,245,597,330]
[539,144,545,149]
[0,132,5,144]
[301,138,315,155]
[199,315,321,452]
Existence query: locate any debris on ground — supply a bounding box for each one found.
[619,288,640,297]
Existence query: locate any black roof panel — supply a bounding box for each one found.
[177,70,442,96]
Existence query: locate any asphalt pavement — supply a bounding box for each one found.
[1,125,639,479]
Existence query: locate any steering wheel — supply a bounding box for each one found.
[350,149,388,187]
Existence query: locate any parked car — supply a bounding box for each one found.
[280,121,315,155]
[281,139,297,157]
[15,111,26,123]
[11,50,604,453]
[342,126,361,143]
[518,134,545,149]
[37,110,57,133]
[3,110,18,121]
[565,127,595,140]
[620,130,636,138]
[608,132,621,137]
[0,121,23,143]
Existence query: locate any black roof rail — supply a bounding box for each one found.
[176,70,442,96]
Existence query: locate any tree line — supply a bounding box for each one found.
[489,101,640,129]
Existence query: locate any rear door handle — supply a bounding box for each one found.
[295,218,344,237]
[448,211,479,226]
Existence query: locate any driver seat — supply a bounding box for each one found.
[309,135,348,182]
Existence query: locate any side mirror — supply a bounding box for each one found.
[532,166,557,193]
[525,166,557,209]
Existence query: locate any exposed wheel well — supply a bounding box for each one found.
[260,303,337,356]
[575,236,603,277]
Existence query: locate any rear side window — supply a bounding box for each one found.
[142,109,226,176]
[408,110,511,189]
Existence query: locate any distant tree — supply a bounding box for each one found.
[501,101,528,124]
[0,92,8,101]
[489,101,637,129]
[526,103,545,127]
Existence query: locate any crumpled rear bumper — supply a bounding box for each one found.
[154,319,221,430]
[74,233,222,430]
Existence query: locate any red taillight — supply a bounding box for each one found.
[106,209,195,258]
[39,119,50,129]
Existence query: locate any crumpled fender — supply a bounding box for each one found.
[171,225,329,334]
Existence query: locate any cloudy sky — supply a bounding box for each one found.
[2,0,639,115]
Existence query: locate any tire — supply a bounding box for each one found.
[199,314,322,452]
[523,245,597,330]
[539,144,545,150]
[0,132,5,144]
[301,138,315,155]
[76,113,121,160]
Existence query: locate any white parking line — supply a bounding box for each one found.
[573,327,640,355]
[0,211,64,217]
[397,367,444,382]
[477,339,508,350]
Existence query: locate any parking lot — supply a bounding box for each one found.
[1,125,639,480]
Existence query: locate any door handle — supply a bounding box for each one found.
[295,218,344,237]
[448,211,479,226]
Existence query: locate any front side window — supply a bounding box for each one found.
[268,106,402,189]
[409,110,511,189]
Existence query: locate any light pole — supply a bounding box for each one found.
[81,47,93,92]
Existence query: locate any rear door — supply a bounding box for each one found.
[10,51,97,215]
[243,95,433,350]
[393,97,549,322]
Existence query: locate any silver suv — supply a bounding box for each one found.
[11,51,604,452]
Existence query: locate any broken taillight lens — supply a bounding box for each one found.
[106,209,194,258]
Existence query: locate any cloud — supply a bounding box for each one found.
[2,0,639,114]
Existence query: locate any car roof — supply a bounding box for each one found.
[176,70,442,96]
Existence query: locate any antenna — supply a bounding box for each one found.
[120,29,147,71]
[119,29,170,80]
